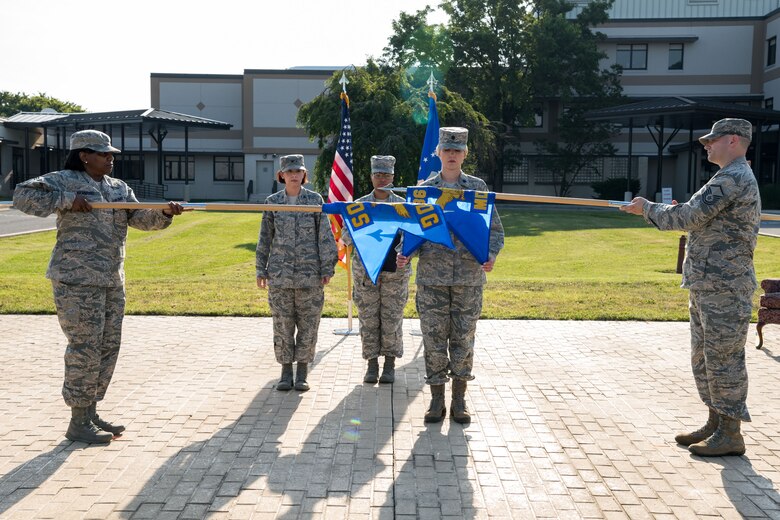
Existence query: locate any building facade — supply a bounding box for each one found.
[531,0,780,201]
[0,69,335,202]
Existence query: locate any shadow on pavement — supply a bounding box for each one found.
[0,441,72,515]
[715,456,780,518]
[117,338,430,518]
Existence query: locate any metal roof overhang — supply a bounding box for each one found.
[585,96,780,195]
[604,36,699,44]
[585,96,780,129]
[4,109,232,188]
[4,108,232,132]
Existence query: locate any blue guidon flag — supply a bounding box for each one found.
[322,201,454,284]
[402,186,496,264]
[417,92,442,183]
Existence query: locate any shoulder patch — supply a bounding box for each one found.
[702,184,725,206]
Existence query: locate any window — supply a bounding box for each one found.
[768,37,777,67]
[766,98,774,111]
[668,43,684,70]
[533,104,544,128]
[504,158,529,184]
[214,156,244,181]
[114,153,143,180]
[164,155,194,182]
[607,157,630,179]
[616,44,647,70]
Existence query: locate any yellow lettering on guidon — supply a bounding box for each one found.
[416,204,440,229]
[473,191,488,212]
[346,203,372,229]
[412,189,428,205]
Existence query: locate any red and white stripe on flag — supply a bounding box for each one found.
[327,92,354,268]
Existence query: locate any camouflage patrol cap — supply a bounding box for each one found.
[438,127,468,150]
[279,154,306,172]
[69,130,121,153]
[699,118,753,144]
[371,155,396,174]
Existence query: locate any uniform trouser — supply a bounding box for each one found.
[52,280,126,408]
[268,286,324,364]
[689,288,752,422]
[416,284,483,385]
[353,271,409,360]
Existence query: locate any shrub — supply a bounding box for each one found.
[591,178,640,200]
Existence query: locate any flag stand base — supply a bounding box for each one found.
[334,298,359,335]
[333,328,360,336]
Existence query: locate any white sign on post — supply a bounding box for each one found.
[661,187,673,205]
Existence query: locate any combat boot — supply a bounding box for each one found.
[424,384,446,423]
[689,415,745,457]
[379,357,395,384]
[294,363,310,392]
[675,408,718,446]
[65,406,112,444]
[363,358,379,384]
[277,363,294,391]
[88,402,125,436]
[450,379,471,424]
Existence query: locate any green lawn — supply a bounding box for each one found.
[3,207,780,320]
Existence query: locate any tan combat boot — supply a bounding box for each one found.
[363,358,379,384]
[88,402,125,436]
[450,379,471,424]
[424,384,446,423]
[277,363,294,391]
[689,415,745,456]
[379,357,395,384]
[294,362,310,392]
[675,408,718,446]
[65,407,113,444]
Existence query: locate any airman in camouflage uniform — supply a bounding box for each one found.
[398,127,504,424]
[12,130,185,444]
[621,118,759,456]
[256,154,338,392]
[343,155,411,384]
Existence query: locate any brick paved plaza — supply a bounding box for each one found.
[1,315,780,519]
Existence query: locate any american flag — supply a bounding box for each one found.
[327,92,354,268]
[417,91,441,183]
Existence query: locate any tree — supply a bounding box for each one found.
[0,91,84,117]
[383,7,453,87]
[383,0,622,194]
[534,104,619,196]
[529,0,624,196]
[297,60,494,197]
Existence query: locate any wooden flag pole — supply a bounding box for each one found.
[390,187,629,208]
[385,188,780,221]
[88,202,323,212]
[346,245,354,330]
[6,196,780,220]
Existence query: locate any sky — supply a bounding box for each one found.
[2,0,447,113]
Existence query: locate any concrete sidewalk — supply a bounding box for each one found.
[1,316,780,519]
[0,208,56,238]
